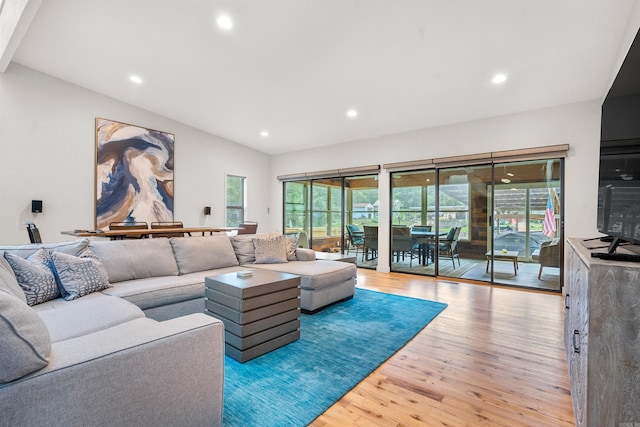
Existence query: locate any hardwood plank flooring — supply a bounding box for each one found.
[310,269,575,427]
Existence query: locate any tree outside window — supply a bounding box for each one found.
[226,175,245,227]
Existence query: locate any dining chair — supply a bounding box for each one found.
[346,225,365,258]
[151,221,185,238]
[363,225,379,261]
[391,226,412,263]
[108,222,149,240]
[438,227,461,268]
[26,223,42,243]
[238,221,258,234]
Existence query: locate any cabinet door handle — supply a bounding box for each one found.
[565,294,570,309]
[573,330,580,353]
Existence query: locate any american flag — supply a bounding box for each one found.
[543,194,556,238]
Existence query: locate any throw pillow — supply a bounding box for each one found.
[0,290,52,382]
[50,249,111,301]
[230,232,280,264]
[0,256,27,304]
[4,249,60,306]
[286,236,298,261]
[253,235,289,264]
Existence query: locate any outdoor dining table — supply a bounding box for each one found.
[410,230,449,265]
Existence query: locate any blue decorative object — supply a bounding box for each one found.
[223,288,447,427]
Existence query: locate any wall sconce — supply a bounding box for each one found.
[32,200,43,213]
[203,206,211,215]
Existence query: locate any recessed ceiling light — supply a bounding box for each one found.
[217,15,233,30]
[492,74,507,84]
[346,109,358,118]
[129,75,143,84]
[260,131,269,137]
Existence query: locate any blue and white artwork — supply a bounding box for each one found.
[95,118,174,230]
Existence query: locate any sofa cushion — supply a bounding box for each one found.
[0,256,27,304]
[50,249,111,301]
[170,235,239,274]
[89,238,179,283]
[0,239,89,259]
[101,275,207,310]
[230,232,278,264]
[0,290,51,382]
[251,260,356,291]
[253,235,289,264]
[4,249,60,306]
[33,293,145,343]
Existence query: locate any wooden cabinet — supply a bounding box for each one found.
[565,239,640,427]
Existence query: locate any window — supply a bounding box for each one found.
[226,175,245,227]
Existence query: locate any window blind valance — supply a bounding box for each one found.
[383,144,569,171]
[277,164,380,182]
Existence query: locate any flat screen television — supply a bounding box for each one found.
[598,27,640,256]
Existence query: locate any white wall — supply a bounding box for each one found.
[270,100,602,272]
[0,63,271,244]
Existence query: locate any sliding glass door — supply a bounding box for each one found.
[489,160,561,290]
[388,159,563,291]
[283,174,379,263]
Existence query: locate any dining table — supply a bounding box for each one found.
[410,230,449,266]
[61,226,239,239]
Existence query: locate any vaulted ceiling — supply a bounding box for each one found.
[3,0,639,154]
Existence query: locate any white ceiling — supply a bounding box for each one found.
[7,0,640,154]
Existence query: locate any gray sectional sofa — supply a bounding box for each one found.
[0,232,356,426]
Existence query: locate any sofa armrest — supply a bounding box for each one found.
[295,248,317,261]
[0,314,224,427]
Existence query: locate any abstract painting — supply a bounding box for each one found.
[95,118,174,230]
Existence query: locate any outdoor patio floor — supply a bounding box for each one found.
[356,256,561,292]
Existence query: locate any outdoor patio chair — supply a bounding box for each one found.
[363,226,379,261]
[533,238,560,279]
[346,225,365,259]
[437,226,461,268]
[391,226,413,263]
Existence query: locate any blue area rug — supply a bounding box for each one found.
[223,288,447,427]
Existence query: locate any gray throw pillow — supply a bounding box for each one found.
[0,256,27,304]
[253,235,289,264]
[50,249,111,301]
[4,249,60,306]
[0,290,51,382]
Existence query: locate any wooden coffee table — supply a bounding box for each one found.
[485,250,519,275]
[205,269,301,362]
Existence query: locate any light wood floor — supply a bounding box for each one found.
[311,269,575,427]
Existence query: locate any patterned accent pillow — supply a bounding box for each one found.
[50,249,111,301]
[286,236,298,261]
[4,249,60,306]
[253,235,289,264]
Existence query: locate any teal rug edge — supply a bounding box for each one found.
[222,288,448,427]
